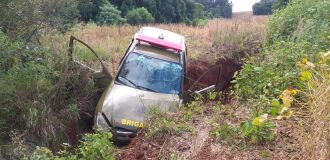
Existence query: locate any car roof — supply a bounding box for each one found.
[134,27,186,52]
[133,45,180,63]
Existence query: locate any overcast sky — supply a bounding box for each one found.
[230,0,261,12]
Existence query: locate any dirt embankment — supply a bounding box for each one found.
[184,58,241,92]
[115,100,302,160]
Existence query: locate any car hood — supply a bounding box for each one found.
[101,84,181,131]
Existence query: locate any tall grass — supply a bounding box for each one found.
[233,0,329,158]
[299,64,330,159]
[56,14,268,69]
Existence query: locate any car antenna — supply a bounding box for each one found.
[158,34,164,40]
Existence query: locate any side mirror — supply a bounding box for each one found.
[68,36,113,87]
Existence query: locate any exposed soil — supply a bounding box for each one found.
[184,58,241,92]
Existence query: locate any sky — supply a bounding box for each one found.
[230,0,261,12]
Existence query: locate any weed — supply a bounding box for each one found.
[144,97,205,140]
[211,123,242,146]
[145,108,179,139]
[169,152,179,160]
[240,115,275,144]
[27,132,115,160]
[181,97,204,121]
[296,51,330,159]
[259,149,269,160]
[207,90,218,101]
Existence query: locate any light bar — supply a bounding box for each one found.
[136,34,183,52]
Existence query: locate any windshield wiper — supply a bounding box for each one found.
[118,76,137,88]
[118,76,156,92]
[136,85,156,92]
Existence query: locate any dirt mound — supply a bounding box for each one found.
[184,58,241,92]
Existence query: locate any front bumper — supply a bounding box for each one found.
[112,127,137,142]
[94,112,136,142]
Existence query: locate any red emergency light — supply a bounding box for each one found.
[136,34,184,52]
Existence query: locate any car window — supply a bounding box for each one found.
[117,52,183,94]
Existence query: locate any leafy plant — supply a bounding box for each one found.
[181,96,204,121]
[145,108,177,139]
[0,0,79,41]
[126,7,154,25]
[207,90,218,101]
[96,1,126,25]
[233,0,330,122]
[252,0,273,15]
[144,98,205,139]
[27,132,115,160]
[240,114,275,144]
[78,132,115,160]
[211,124,241,146]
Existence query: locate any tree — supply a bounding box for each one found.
[196,0,232,18]
[119,0,137,16]
[126,7,155,25]
[0,0,79,41]
[155,0,176,23]
[108,0,209,24]
[80,0,216,24]
[96,1,126,25]
[252,0,274,15]
[272,0,289,10]
[141,0,158,20]
[77,0,98,21]
[186,0,204,20]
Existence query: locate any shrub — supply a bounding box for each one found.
[126,7,154,25]
[233,0,329,146]
[77,132,115,160]
[144,98,204,139]
[0,31,56,140]
[145,108,196,139]
[272,0,289,10]
[211,124,241,145]
[240,114,275,144]
[267,0,330,47]
[252,0,274,15]
[96,1,126,25]
[196,0,232,18]
[28,132,115,160]
[0,28,98,157]
[145,109,177,139]
[0,0,79,41]
[235,0,330,102]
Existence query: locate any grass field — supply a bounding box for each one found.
[52,12,269,69]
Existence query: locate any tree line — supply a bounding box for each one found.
[0,0,233,42]
[252,0,289,15]
[79,0,233,25]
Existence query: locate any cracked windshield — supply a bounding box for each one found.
[117,52,182,94]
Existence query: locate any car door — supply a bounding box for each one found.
[68,36,113,89]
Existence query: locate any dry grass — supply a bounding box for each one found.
[297,69,330,160]
[65,13,268,68]
[42,14,268,77]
